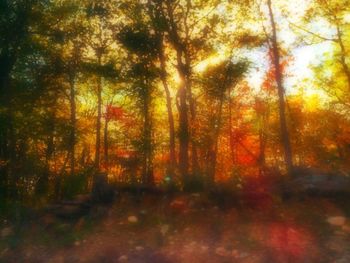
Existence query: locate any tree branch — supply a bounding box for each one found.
[287,20,337,42]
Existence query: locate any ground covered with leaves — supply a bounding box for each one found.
[1,191,350,263]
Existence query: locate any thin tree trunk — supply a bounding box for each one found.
[184,52,199,175]
[0,72,10,200]
[37,116,55,195]
[178,86,189,182]
[148,3,177,177]
[228,87,235,165]
[267,0,293,174]
[103,116,109,171]
[95,65,102,170]
[182,0,199,175]
[209,93,225,183]
[163,0,190,182]
[0,50,17,200]
[176,51,190,182]
[335,23,350,91]
[158,37,176,177]
[258,114,267,175]
[0,3,31,199]
[142,89,154,185]
[69,72,77,176]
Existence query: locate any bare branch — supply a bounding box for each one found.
[287,20,337,42]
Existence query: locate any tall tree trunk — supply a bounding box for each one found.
[103,99,113,171]
[208,91,225,183]
[103,116,109,171]
[95,64,102,170]
[36,115,55,195]
[228,88,235,165]
[182,0,199,175]
[0,2,31,199]
[176,51,190,182]
[69,72,77,176]
[163,0,190,182]
[142,89,154,185]
[258,113,267,175]
[178,86,189,182]
[158,37,176,177]
[267,0,293,174]
[335,23,350,91]
[0,51,17,200]
[148,3,177,177]
[184,52,199,175]
[0,69,11,200]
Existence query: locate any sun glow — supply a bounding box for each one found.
[194,54,226,73]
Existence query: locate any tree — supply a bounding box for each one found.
[148,0,177,179]
[201,59,248,182]
[0,0,44,199]
[293,0,350,109]
[307,0,350,91]
[265,0,294,174]
[150,0,223,182]
[117,20,159,185]
[86,0,118,170]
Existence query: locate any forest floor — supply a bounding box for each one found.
[1,191,350,263]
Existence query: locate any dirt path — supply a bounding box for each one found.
[1,194,350,263]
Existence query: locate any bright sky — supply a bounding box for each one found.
[248,0,334,97]
[287,42,332,95]
[193,41,333,96]
[190,0,336,100]
[238,0,334,97]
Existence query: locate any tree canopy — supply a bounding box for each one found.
[0,0,349,203]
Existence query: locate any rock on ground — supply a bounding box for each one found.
[128,216,138,223]
[1,227,13,238]
[327,216,346,226]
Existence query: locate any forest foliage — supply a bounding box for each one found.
[0,0,349,206]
